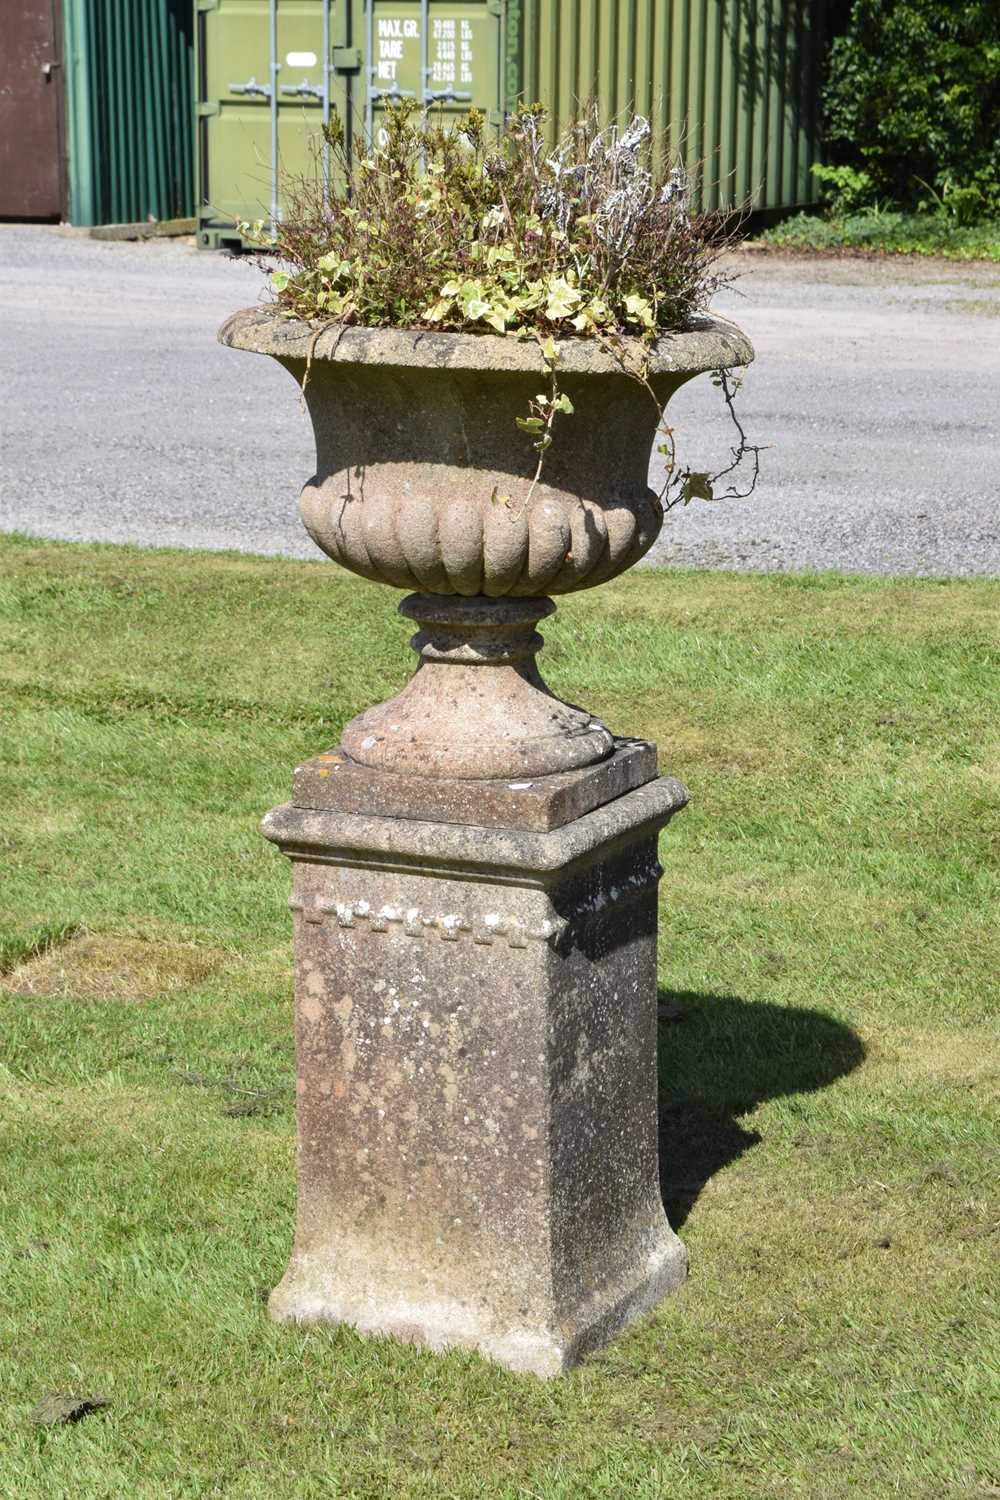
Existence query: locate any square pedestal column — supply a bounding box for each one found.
[262,772,688,1377]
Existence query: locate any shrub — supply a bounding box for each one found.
[821,0,1000,220]
[759,209,1000,261]
[249,103,730,337]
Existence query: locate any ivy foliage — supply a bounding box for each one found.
[249,104,728,338]
[821,0,1000,221]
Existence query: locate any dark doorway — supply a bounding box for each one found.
[0,0,66,219]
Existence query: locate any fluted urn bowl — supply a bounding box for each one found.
[219,309,753,597]
[219,308,753,779]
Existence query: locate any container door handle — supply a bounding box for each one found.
[280,81,323,100]
[424,88,473,103]
[229,76,272,98]
[368,83,417,103]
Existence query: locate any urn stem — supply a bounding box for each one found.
[340,593,615,781]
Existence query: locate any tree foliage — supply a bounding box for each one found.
[821,0,1000,221]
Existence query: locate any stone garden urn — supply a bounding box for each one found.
[220,307,753,1376]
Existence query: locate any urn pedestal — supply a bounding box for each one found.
[219,308,753,1374]
[264,768,688,1378]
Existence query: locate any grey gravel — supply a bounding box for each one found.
[650,250,1000,577]
[1,224,998,576]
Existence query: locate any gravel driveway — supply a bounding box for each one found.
[2,223,998,576]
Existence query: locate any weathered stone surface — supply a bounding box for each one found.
[293,737,659,832]
[264,775,687,874]
[217,310,754,598]
[342,593,614,780]
[263,778,689,1376]
[218,308,754,377]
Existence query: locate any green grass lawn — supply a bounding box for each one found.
[1,534,998,1499]
[754,210,1000,262]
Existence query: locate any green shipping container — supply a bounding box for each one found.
[517,0,830,213]
[195,0,828,248]
[64,0,194,226]
[195,0,507,249]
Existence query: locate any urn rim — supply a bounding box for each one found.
[218,306,754,378]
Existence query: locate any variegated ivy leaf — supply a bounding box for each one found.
[624,292,656,329]
[317,254,351,279]
[544,277,582,320]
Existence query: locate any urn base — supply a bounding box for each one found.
[262,774,689,1378]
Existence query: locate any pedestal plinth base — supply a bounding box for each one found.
[263,774,689,1378]
[270,1226,686,1378]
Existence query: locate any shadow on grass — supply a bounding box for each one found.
[657,989,865,1228]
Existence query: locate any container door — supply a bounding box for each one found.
[196,0,504,250]
[361,0,504,141]
[198,0,342,246]
[0,0,65,219]
[276,2,339,214]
